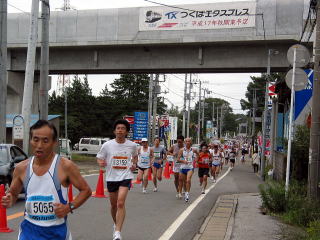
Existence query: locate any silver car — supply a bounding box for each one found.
[0,144,28,186]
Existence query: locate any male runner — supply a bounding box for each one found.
[168,135,185,198]
[152,137,166,192]
[229,147,237,170]
[177,138,198,202]
[97,119,138,240]
[211,144,223,183]
[137,138,153,193]
[197,142,212,194]
[1,120,91,240]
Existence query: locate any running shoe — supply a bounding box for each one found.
[178,193,182,199]
[185,192,189,202]
[176,193,179,198]
[210,176,214,180]
[153,187,158,192]
[113,224,116,236]
[201,188,205,194]
[213,179,216,183]
[143,188,147,194]
[113,231,121,240]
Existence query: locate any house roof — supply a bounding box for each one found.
[6,114,60,128]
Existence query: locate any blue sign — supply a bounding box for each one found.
[295,69,313,120]
[133,112,148,140]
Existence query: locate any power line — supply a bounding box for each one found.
[170,74,185,83]
[8,2,29,14]
[209,91,242,101]
[160,82,184,98]
[143,0,196,12]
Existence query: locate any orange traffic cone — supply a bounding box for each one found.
[132,175,142,184]
[92,169,108,198]
[148,168,153,181]
[0,184,13,233]
[163,162,170,179]
[68,184,73,202]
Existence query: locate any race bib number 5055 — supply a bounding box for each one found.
[25,195,56,221]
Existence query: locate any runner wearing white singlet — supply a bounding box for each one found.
[137,138,153,193]
[168,135,185,198]
[1,120,91,240]
[97,120,138,240]
[177,138,198,202]
[211,144,223,183]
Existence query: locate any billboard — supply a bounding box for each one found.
[133,112,148,140]
[139,1,256,31]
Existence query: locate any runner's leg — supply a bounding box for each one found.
[186,170,193,193]
[157,167,163,181]
[152,166,157,188]
[143,169,149,189]
[115,186,129,232]
[109,191,119,224]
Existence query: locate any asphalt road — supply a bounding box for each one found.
[0,160,262,240]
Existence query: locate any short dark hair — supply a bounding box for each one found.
[154,137,161,141]
[177,135,185,141]
[30,120,58,141]
[200,142,208,149]
[113,119,130,132]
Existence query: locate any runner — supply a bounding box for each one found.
[1,120,91,240]
[225,146,231,166]
[168,135,185,198]
[152,137,166,192]
[219,145,225,171]
[97,119,138,240]
[197,142,212,194]
[177,138,198,202]
[211,144,223,183]
[229,147,237,170]
[137,138,153,193]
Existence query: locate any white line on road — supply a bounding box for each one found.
[158,167,231,240]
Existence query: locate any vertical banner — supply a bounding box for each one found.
[206,120,213,139]
[123,115,134,140]
[133,112,149,140]
[169,117,178,140]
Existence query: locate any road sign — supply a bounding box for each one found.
[287,44,310,67]
[133,112,148,140]
[12,115,24,140]
[285,68,308,91]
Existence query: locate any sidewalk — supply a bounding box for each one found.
[193,193,283,240]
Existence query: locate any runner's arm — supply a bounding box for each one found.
[150,149,154,167]
[177,149,187,164]
[55,160,91,218]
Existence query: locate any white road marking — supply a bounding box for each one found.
[82,173,99,177]
[158,167,231,240]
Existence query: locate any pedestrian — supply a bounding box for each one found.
[151,137,166,192]
[97,119,138,240]
[197,142,212,194]
[137,138,153,193]
[177,138,198,202]
[252,151,260,173]
[168,135,185,198]
[1,120,92,240]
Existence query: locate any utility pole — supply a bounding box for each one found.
[187,74,192,138]
[212,102,215,137]
[152,74,159,141]
[201,89,206,139]
[148,74,153,144]
[22,0,40,153]
[252,89,257,136]
[216,106,219,138]
[308,1,320,200]
[63,76,68,142]
[182,74,187,137]
[0,0,7,144]
[39,0,50,120]
[197,80,201,143]
[220,105,224,138]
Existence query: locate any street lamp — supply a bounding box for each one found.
[261,49,278,179]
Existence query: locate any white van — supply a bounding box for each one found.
[59,138,72,160]
[78,138,109,153]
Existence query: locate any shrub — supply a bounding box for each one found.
[306,220,320,240]
[259,180,286,213]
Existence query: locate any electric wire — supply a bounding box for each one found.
[8,2,29,14]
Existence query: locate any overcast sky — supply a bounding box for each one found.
[8,0,261,114]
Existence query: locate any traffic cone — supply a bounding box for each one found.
[132,175,142,184]
[68,184,73,202]
[148,168,153,181]
[92,169,107,198]
[163,162,170,179]
[0,184,13,233]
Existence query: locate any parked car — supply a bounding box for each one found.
[78,137,110,153]
[0,144,28,186]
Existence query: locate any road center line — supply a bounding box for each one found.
[158,167,231,240]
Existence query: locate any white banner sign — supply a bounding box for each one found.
[169,117,178,140]
[139,1,256,31]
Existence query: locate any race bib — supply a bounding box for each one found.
[202,157,209,164]
[154,152,161,158]
[186,156,193,163]
[112,155,129,170]
[140,155,149,164]
[167,155,174,162]
[26,195,56,221]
